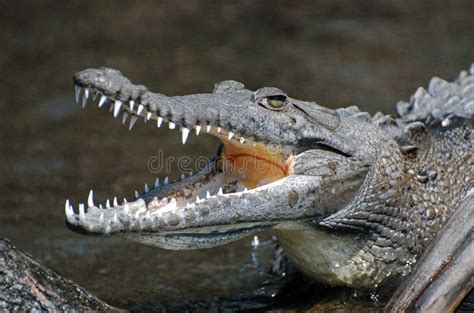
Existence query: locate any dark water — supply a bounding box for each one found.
[1,1,473,311]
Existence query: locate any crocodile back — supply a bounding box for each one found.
[396,64,474,123]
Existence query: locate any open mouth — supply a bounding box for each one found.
[66,81,297,247]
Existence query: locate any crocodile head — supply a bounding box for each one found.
[66,67,378,249]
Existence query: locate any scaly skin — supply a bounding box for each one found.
[65,65,473,289]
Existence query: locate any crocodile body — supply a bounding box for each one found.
[65,65,473,289]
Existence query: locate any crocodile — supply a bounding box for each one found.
[65,65,473,291]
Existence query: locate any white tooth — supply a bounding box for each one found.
[145,211,150,219]
[240,137,245,144]
[113,100,122,118]
[129,100,135,111]
[144,183,149,193]
[99,204,103,209]
[134,190,139,198]
[99,212,104,224]
[154,178,160,187]
[146,112,152,121]
[113,197,118,206]
[105,224,111,234]
[106,199,111,208]
[137,104,144,116]
[109,104,114,112]
[206,191,211,198]
[169,122,176,129]
[129,116,138,130]
[122,112,129,124]
[181,127,190,144]
[218,188,223,195]
[98,95,107,108]
[92,91,98,101]
[123,204,129,214]
[164,177,169,185]
[195,125,201,135]
[181,174,185,180]
[113,213,119,224]
[206,125,212,132]
[157,116,163,127]
[170,198,177,204]
[217,127,221,133]
[79,203,86,222]
[196,195,201,202]
[228,131,234,140]
[189,171,193,176]
[87,190,94,207]
[82,88,90,108]
[65,199,74,221]
[244,188,248,192]
[123,198,128,203]
[74,86,81,104]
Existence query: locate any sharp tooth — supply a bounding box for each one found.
[65,199,74,221]
[122,112,129,124]
[157,116,163,127]
[144,183,149,193]
[99,212,104,224]
[129,100,135,111]
[154,178,160,187]
[164,177,169,185]
[244,188,248,192]
[137,104,144,116]
[206,191,211,198]
[146,112,152,121]
[129,116,138,130]
[218,188,223,195]
[123,204,129,214]
[109,104,114,112]
[181,127,190,144]
[240,137,245,144]
[82,88,90,108]
[134,190,139,198]
[113,197,119,206]
[92,91,98,101]
[123,198,128,203]
[87,190,94,207]
[169,122,176,129]
[228,131,234,140]
[195,125,201,135]
[79,203,86,222]
[113,213,119,224]
[99,204,103,209]
[106,199,111,208]
[217,127,221,133]
[74,86,81,104]
[181,174,185,180]
[206,125,212,132]
[98,95,107,108]
[196,195,201,202]
[113,100,122,118]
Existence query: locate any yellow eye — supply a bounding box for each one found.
[268,98,285,108]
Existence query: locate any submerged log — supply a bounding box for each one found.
[0,238,121,312]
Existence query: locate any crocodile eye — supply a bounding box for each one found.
[253,87,288,111]
[266,96,286,109]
